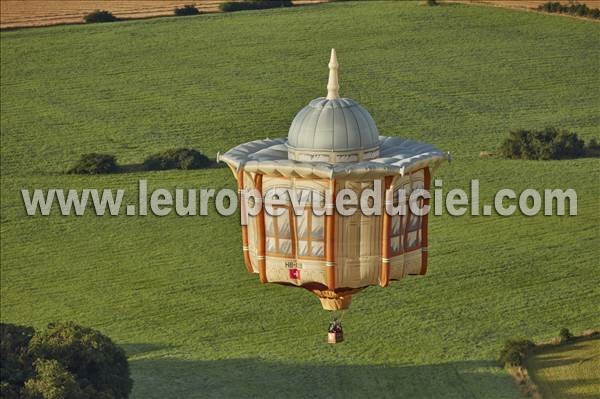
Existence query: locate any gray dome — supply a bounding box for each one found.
[287,97,380,152]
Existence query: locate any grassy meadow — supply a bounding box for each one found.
[1,1,599,398]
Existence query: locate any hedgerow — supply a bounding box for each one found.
[537,2,600,19]
[220,1,293,12]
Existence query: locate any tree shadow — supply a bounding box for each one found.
[128,357,518,399]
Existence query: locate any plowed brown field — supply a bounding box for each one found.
[0,0,324,29]
[1,1,598,30]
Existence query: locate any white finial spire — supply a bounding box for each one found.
[326,48,340,100]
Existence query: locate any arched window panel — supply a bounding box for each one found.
[296,211,308,239]
[391,215,402,254]
[311,214,325,257]
[265,213,277,254]
[390,182,410,256]
[312,214,324,240]
[263,186,327,260]
[265,207,293,257]
[406,177,425,250]
[279,238,293,255]
[295,211,326,260]
[277,210,291,238]
[406,231,419,249]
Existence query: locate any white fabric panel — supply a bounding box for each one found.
[220,136,446,179]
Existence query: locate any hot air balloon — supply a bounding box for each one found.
[219,49,446,325]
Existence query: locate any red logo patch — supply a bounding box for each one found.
[289,268,301,280]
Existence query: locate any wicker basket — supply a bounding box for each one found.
[328,331,343,344]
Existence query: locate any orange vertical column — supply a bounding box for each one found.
[237,170,253,273]
[420,167,431,275]
[325,179,336,290]
[254,173,267,283]
[380,176,394,287]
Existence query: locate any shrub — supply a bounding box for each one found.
[499,128,586,160]
[499,339,535,367]
[143,148,211,171]
[559,328,574,343]
[67,153,119,174]
[220,0,293,12]
[83,10,118,23]
[426,0,439,6]
[28,322,132,398]
[174,4,201,16]
[0,323,36,397]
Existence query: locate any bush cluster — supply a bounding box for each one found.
[499,128,598,160]
[0,322,132,399]
[174,4,201,16]
[67,149,212,174]
[499,339,535,367]
[67,153,119,174]
[559,328,574,343]
[83,10,119,23]
[426,0,439,6]
[220,0,293,12]
[538,2,600,19]
[586,138,600,157]
[143,148,212,171]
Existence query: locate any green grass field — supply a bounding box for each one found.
[1,1,599,398]
[528,338,600,398]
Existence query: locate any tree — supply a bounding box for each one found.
[27,322,132,398]
[22,360,84,399]
[0,323,36,397]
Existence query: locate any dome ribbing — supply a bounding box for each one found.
[286,49,380,163]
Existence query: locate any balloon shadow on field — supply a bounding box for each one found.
[127,356,539,399]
